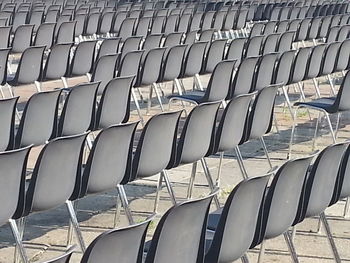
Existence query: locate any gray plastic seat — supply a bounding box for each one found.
[45,9,59,23]
[118,17,136,41]
[318,16,332,40]
[201,11,215,31]
[198,29,214,42]
[205,174,271,263]
[226,37,246,65]
[264,21,278,35]
[74,13,87,39]
[7,46,45,95]
[288,19,301,33]
[0,145,32,263]
[177,13,191,33]
[295,18,311,43]
[0,48,10,97]
[150,15,166,34]
[83,12,101,38]
[135,16,151,37]
[0,26,11,49]
[202,39,227,74]
[254,53,279,92]
[169,60,236,105]
[11,24,34,54]
[249,23,264,38]
[81,216,153,263]
[12,11,28,32]
[117,50,143,80]
[184,30,197,45]
[129,110,182,211]
[55,14,72,37]
[91,53,119,95]
[262,33,280,55]
[334,39,350,73]
[245,35,264,58]
[145,192,216,263]
[164,14,179,35]
[320,41,341,92]
[95,76,134,130]
[56,21,76,44]
[190,12,203,32]
[34,23,56,50]
[97,11,115,36]
[120,36,142,59]
[0,97,18,151]
[58,82,100,137]
[306,17,322,44]
[276,20,289,34]
[163,32,183,48]
[29,10,44,32]
[41,43,73,84]
[22,133,88,252]
[230,56,259,98]
[111,11,127,35]
[277,31,295,53]
[15,90,61,148]
[96,37,121,59]
[337,25,350,42]
[141,33,163,60]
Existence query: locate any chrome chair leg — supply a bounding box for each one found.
[257,240,266,263]
[241,253,250,263]
[9,219,28,263]
[324,112,336,143]
[65,200,86,252]
[327,74,336,96]
[131,88,144,127]
[335,113,341,140]
[153,83,164,112]
[281,85,294,119]
[116,185,135,224]
[187,162,197,199]
[162,170,177,206]
[260,137,272,168]
[320,212,342,263]
[288,109,298,160]
[154,173,163,213]
[235,147,249,179]
[216,152,224,187]
[344,197,350,219]
[312,111,321,151]
[200,158,220,209]
[283,231,300,263]
[113,191,121,228]
[312,78,321,98]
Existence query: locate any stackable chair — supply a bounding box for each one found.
[120,36,142,59]
[95,76,134,130]
[81,217,153,263]
[79,122,139,225]
[11,25,34,54]
[0,146,32,263]
[145,192,217,263]
[292,142,349,263]
[34,23,56,50]
[226,38,246,65]
[96,37,121,60]
[56,21,76,44]
[0,48,10,98]
[167,102,221,208]
[290,71,350,155]
[205,174,271,263]
[127,110,182,214]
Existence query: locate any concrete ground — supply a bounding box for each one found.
[0,67,350,262]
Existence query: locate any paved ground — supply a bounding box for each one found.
[0,66,350,262]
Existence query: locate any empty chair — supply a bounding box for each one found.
[135,47,166,113]
[97,11,115,37]
[295,18,311,45]
[190,12,203,32]
[15,90,61,148]
[277,31,295,52]
[249,22,265,38]
[184,30,198,45]
[199,29,214,42]
[40,43,73,87]
[12,11,28,32]
[29,10,44,32]
[0,48,10,98]
[0,26,11,48]
[164,14,179,35]
[58,82,100,137]
[142,34,163,55]
[235,8,249,36]
[128,110,182,212]
[95,76,134,130]
[118,17,137,41]
[240,84,281,169]
[327,26,341,43]
[320,41,341,93]
[0,145,32,263]
[83,12,101,39]
[0,97,18,151]
[276,20,289,33]
[20,133,88,253]
[264,21,278,35]
[11,24,34,54]
[55,15,72,37]
[34,23,56,50]
[7,46,45,95]
[202,39,227,74]
[91,53,119,95]
[111,11,128,35]
[245,35,264,58]
[177,13,191,33]
[74,13,88,39]
[135,16,151,37]
[254,53,279,92]
[145,192,216,263]
[262,33,280,55]
[205,174,271,263]
[230,56,260,98]
[318,16,332,41]
[56,21,76,44]
[307,17,323,44]
[337,25,350,42]
[201,11,215,31]
[81,216,152,262]
[150,16,166,34]
[63,40,97,87]
[290,71,350,152]
[96,37,121,59]
[45,9,59,23]
[288,19,301,32]
[163,32,183,47]
[226,37,246,65]
[334,39,350,75]
[120,36,142,59]
[222,9,237,38]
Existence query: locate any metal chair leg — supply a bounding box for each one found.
[131,88,144,127]
[187,162,197,199]
[14,218,26,263]
[235,147,249,179]
[283,231,300,263]
[194,74,204,91]
[288,109,298,160]
[257,240,266,263]
[216,152,224,187]
[344,197,350,219]
[260,137,272,168]
[241,253,250,263]
[273,112,280,133]
[153,83,164,112]
[327,74,336,96]
[113,190,121,228]
[200,158,220,209]
[335,113,341,140]
[9,219,28,263]
[66,201,77,248]
[161,170,177,206]
[34,81,41,93]
[320,212,342,263]
[281,85,294,119]
[65,200,86,252]
[312,111,321,151]
[116,185,135,225]
[312,78,321,98]
[324,112,336,143]
[154,173,163,213]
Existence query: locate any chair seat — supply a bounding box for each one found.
[294,97,337,113]
[167,90,206,104]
